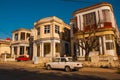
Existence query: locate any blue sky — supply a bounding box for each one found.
[0,0,120,39]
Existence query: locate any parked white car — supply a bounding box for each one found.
[45,57,83,72]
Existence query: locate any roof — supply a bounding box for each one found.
[34,16,69,27]
[73,2,113,15]
[12,28,31,33]
[0,39,10,44]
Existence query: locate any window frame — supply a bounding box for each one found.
[44,25,50,34]
[55,25,60,34]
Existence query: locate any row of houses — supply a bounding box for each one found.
[0,2,120,61]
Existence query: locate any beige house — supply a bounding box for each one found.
[11,28,31,57]
[70,2,119,59]
[32,16,70,59]
[0,39,11,56]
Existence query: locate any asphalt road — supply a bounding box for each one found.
[0,61,120,80]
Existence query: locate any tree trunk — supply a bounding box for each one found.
[85,50,90,61]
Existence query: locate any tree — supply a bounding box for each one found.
[75,21,101,61]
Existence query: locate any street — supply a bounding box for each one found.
[0,61,120,80]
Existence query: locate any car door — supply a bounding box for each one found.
[58,58,66,69]
[51,58,60,69]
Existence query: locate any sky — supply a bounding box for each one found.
[0,0,120,39]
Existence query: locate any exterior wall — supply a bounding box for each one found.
[70,2,119,58]
[0,43,10,56]
[33,16,70,59]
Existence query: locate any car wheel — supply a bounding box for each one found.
[46,65,52,70]
[65,66,71,72]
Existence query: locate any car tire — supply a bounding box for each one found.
[65,66,71,72]
[46,65,52,70]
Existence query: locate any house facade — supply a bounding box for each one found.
[11,28,31,57]
[70,2,120,59]
[32,16,70,59]
[0,39,11,56]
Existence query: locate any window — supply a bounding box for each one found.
[102,9,111,22]
[37,27,40,35]
[14,33,18,41]
[14,47,17,55]
[55,25,59,34]
[61,58,66,62]
[20,32,25,40]
[106,42,114,50]
[105,35,113,40]
[26,33,30,38]
[44,25,50,34]
[83,12,96,26]
[20,46,24,55]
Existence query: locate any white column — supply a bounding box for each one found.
[83,43,85,57]
[17,46,20,56]
[99,37,103,55]
[24,46,26,55]
[102,36,106,55]
[51,40,55,57]
[11,46,14,57]
[25,33,26,41]
[53,41,55,57]
[33,43,37,58]
[12,33,15,41]
[18,32,21,41]
[99,9,104,27]
[40,43,42,57]
[80,15,84,31]
[77,15,80,30]
[41,42,44,57]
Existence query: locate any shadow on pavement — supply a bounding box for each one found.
[0,68,107,80]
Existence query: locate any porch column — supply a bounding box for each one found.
[12,33,15,41]
[99,37,103,55]
[25,33,26,41]
[51,40,55,57]
[17,46,20,56]
[33,43,37,59]
[18,32,21,41]
[41,42,44,57]
[102,36,106,55]
[40,42,42,57]
[24,46,26,55]
[11,46,14,57]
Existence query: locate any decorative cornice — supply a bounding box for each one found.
[74,28,115,38]
[73,2,113,16]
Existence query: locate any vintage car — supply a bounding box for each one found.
[45,57,83,72]
[15,55,30,61]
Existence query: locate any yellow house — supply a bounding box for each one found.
[0,39,11,56]
[32,16,70,59]
[11,28,31,57]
